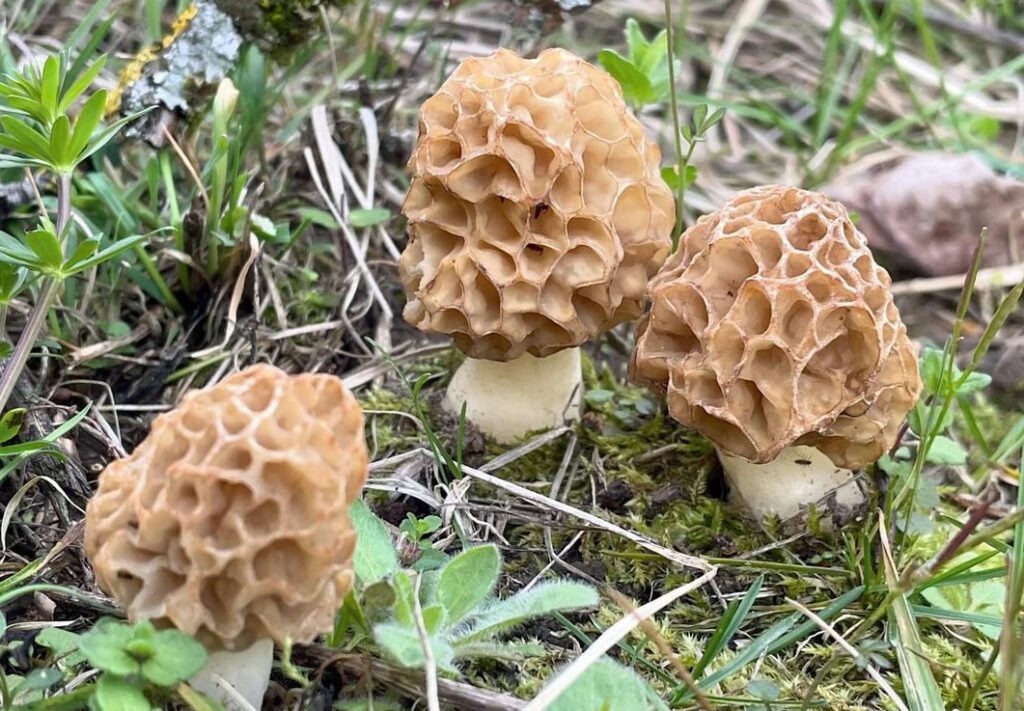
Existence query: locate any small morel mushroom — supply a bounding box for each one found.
[85,364,368,710]
[399,48,674,442]
[631,186,922,523]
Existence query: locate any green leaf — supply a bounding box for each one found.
[0,408,25,444]
[59,56,107,112]
[957,371,991,395]
[436,545,499,625]
[69,90,107,160]
[20,667,63,691]
[455,581,598,643]
[350,499,399,586]
[925,435,967,465]
[37,626,86,666]
[329,589,371,643]
[597,50,653,108]
[0,115,53,161]
[61,234,148,276]
[421,604,446,634]
[140,628,206,686]
[746,679,781,701]
[92,673,154,711]
[40,56,60,120]
[78,619,141,677]
[373,622,454,670]
[0,231,43,271]
[349,208,391,228]
[49,114,72,168]
[660,164,697,191]
[64,238,100,270]
[392,571,416,627]
[693,576,763,677]
[546,658,669,711]
[25,228,65,271]
[77,107,153,163]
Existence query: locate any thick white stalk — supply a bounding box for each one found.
[717,445,867,523]
[444,347,582,444]
[189,638,274,711]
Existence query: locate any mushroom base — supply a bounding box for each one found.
[444,347,582,444]
[717,445,867,523]
[189,638,274,711]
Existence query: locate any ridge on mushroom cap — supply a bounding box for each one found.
[84,364,368,651]
[399,47,675,361]
[631,185,921,468]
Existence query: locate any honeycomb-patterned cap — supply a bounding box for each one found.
[630,186,921,468]
[84,364,368,650]
[400,48,675,361]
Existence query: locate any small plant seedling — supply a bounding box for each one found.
[398,513,447,571]
[78,619,209,710]
[336,501,599,674]
[598,19,678,109]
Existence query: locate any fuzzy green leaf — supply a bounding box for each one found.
[456,581,598,643]
[350,499,399,586]
[925,435,967,465]
[546,658,669,711]
[437,544,499,625]
[373,622,454,671]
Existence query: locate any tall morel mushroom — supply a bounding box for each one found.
[631,186,922,522]
[85,364,368,710]
[399,48,675,442]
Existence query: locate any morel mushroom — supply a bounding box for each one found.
[399,48,674,442]
[631,186,921,522]
[85,365,368,710]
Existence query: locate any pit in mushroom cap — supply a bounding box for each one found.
[631,185,922,469]
[400,47,675,361]
[84,364,368,651]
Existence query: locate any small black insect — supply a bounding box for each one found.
[795,459,812,466]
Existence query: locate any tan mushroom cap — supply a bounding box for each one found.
[631,186,921,468]
[400,48,675,361]
[84,364,368,650]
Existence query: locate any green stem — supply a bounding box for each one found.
[663,0,687,249]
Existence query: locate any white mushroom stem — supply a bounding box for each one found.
[189,638,274,711]
[717,445,867,522]
[444,347,582,444]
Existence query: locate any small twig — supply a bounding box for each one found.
[605,587,714,711]
[459,461,713,573]
[412,574,441,711]
[522,571,717,711]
